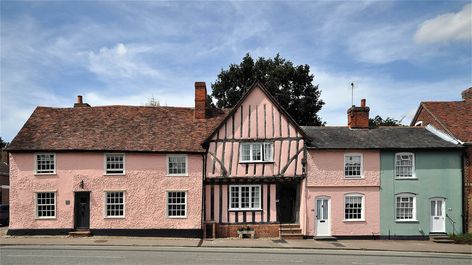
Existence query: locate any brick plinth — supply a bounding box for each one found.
[216,224,280,238]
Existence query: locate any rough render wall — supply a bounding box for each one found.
[207,86,304,178]
[303,150,380,236]
[9,152,203,230]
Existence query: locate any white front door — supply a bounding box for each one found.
[430,198,446,233]
[315,198,331,236]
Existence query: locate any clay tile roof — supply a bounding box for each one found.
[8,106,229,153]
[301,126,461,149]
[421,100,472,143]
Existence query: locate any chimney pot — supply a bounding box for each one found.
[361,99,366,107]
[77,95,83,104]
[347,98,370,129]
[74,95,90,107]
[194,82,207,119]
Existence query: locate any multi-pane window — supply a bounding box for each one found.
[167,155,187,176]
[240,143,273,162]
[344,154,362,177]
[395,153,414,178]
[344,195,364,220]
[105,154,125,174]
[395,194,416,220]
[167,191,187,217]
[36,192,56,218]
[35,153,56,174]
[229,185,261,210]
[105,191,125,217]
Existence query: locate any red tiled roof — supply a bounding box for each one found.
[420,100,472,143]
[8,106,229,152]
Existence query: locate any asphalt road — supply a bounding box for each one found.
[0,245,470,265]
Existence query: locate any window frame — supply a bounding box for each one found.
[395,152,416,179]
[166,190,188,218]
[344,153,363,179]
[104,190,126,219]
[34,153,56,175]
[395,193,417,222]
[343,193,365,221]
[239,142,274,163]
[35,191,57,219]
[104,153,126,175]
[166,154,188,176]
[228,184,262,211]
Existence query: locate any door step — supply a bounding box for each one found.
[429,233,453,243]
[69,230,92,237]
[279,224,303,240]
[314,236,337,241]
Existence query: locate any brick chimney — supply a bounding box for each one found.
[194,82,207,119]
[347,99,370,129]
[74,95,91,107]
[462,87,472,101]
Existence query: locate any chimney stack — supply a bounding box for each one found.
[194,82,207,119]
[462,87,472,101]
[74,95,91,107]
[347,99,370,129]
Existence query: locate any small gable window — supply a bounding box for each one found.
[240,142,273,163]
[167,155,188,176]
[105,153,125,175]
[35,153,56,174]
[395,153,415,178]
[344,154,362,178]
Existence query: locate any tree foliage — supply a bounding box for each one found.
[0,137,8,149]
[369,115,401,127]
[211,54,325,126]
[145,95,160,107]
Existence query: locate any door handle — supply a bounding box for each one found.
[320,220,325,223]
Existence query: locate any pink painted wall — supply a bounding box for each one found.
[9,152,203,230]
[207,86,304,178]
[302,150,380,236]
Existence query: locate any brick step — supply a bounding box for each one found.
[429,233,448,241]
[69,230,92,237]
[279,224,300,229]
[432,238,454,244]
[279,228,302,234]
[280,233,304,240]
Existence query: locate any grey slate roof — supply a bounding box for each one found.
[301,126,461,149]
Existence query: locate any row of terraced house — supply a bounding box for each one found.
[6,82,471,239]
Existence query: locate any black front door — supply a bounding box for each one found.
[277,183,298,223]
[74,192,90,229]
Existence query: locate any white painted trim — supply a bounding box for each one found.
[343,153,363,178]
[166,154,189,176]
[1,185,10,189]
[228,184,262,211]
[343,193,365,221]
[34,153,56,175]
[395,193,417,221]
[104,153,126,175]
[34,191,57,219]
[414,121,423,126]
[166,190,188,218]
[426,124,463,144]
[394,152,416,179]
[239,142,274,163]
[103,190,126,218]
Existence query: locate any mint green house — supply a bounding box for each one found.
[380,146,463,238]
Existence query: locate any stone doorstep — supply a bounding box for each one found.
[314,236,338,241]
[279,233,304,240]
[69,230,92,238]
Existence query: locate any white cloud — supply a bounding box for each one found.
[414,3,472,44]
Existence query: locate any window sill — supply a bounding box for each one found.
[343,176,364,180]
[34,173,57,176]
[104,216,125,219]
[35,217,57,220]
[166,174,189,177]
[104,173,126,176]
[343,219,366,223]
[395,177,418,180]
[395,220,419,223]
[228,208,262,212]
[167,216,188,219]
[239,161,274,164]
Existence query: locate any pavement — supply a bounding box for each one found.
[0,227,471,254]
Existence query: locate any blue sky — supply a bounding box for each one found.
[1,1,471,141]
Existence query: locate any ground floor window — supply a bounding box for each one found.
[36,192,56,218]
[229,185,261,210]
[167,191,187,218]
[395,194,416,221]
[105,191,125,218]
[344,194,364,220]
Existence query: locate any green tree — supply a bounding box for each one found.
[145,95,160,107]
[211,54,325,126]
[369,115,401,127]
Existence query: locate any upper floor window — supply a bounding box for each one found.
[344,154,362,178]
[36,192,56,218]
[240,142,273,163]
[105,153,125,175]
[167,155,188,176]
[395,153,415,178]
[35,153,56,174]
[344,194,364,221]
[395,193,416,221]
[229,185,261,210]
